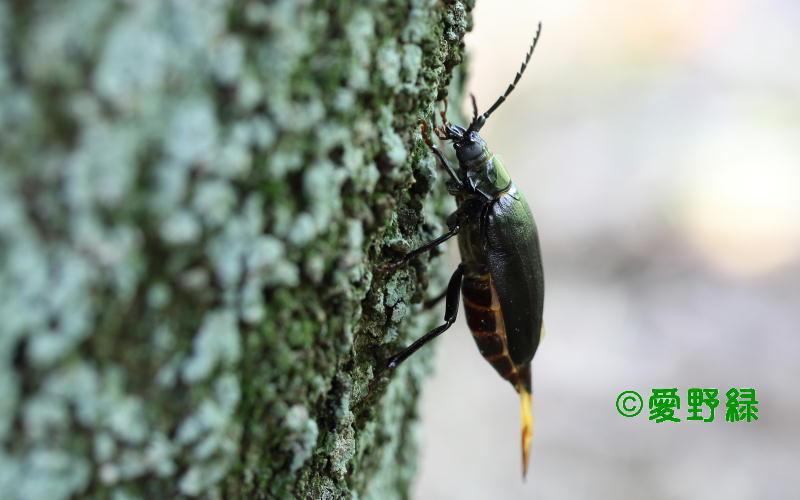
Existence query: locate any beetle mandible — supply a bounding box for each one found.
[378,23,545,477]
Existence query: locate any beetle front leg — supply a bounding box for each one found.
[419,120,463,189]
[429,142,462,188]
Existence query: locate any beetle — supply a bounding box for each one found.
[377,23,545,477]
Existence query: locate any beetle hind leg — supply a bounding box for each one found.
[359,265,465,407]
[385,264,464,369]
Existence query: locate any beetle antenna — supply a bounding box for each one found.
[469,22,542,133]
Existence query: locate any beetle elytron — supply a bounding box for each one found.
[378,24,545,477]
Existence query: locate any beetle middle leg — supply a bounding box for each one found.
[378,223,460,273]
[378,207,465,273]
[379,196,482,274]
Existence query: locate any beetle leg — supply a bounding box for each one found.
[377,221,461,273]
[430,143,462,187]
[418,120,462,188]
[439,98,451,128]
[357,266,463,409]
[385,264,464,369]
[379,206,471,273]
[418,119,433,147]
[422,287,448,310]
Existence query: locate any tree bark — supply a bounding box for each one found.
[0,1,473,498]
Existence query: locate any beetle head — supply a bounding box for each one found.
[429,100,488,168]
[451,127,486,167]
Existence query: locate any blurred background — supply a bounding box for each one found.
[415,1,800,499]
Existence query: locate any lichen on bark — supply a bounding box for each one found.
[0,1,473,498]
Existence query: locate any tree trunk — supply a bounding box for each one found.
[0,1,472,498]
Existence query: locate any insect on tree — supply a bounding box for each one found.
[376,23,546,477]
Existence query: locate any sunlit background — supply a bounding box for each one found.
[415,1,800,499]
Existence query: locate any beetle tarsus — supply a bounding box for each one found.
[418,120,433,148]
[439,98,451,128]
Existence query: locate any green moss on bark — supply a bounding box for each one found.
[0,1,473,498]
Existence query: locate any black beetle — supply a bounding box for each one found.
[378,23,545,477]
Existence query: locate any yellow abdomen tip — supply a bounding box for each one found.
[520,388,533,478]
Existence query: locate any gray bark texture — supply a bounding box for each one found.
[0,0,473,498]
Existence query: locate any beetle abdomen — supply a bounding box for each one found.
[462,273,530,391]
